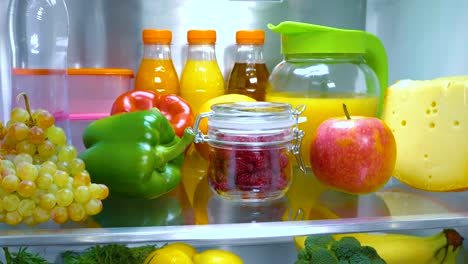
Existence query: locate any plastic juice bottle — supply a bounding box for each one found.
[227,30,269,101]
[134,29,179,95]
[179,30,225,114]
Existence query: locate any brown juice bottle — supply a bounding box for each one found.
[227,30,269,101]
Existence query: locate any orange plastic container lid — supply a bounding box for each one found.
[236,30,265,45]
[12,68,66,75]
[68,68,134,78]
[142,29,172,44]
[187,30,216,44]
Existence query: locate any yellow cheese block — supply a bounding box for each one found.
[382,77,468,191]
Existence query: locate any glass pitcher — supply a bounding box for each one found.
[266,21,388,168]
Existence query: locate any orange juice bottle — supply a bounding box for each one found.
[179,30,225,114]
[134,29,179,95]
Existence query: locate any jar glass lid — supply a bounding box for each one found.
[209,102,295,130]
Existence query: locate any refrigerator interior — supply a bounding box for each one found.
[0,0,468,263]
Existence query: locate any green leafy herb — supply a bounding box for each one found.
[62,244,158,264]
[2,247,51,264]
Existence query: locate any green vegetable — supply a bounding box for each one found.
[304,234,335,251]
[2,247,51,264]
[295,235,386,264]
[80,108,195,199]
[309,247,338,264]
[62,244,158,264]
[359,246,386,264]
[330,236,361,260]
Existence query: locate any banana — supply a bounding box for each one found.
[294,229,464,264]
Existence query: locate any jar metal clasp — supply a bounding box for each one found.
[292,104,307,173]
[189,112,213,144]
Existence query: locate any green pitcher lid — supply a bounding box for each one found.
[268,21,371,54]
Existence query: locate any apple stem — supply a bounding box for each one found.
[343,103,351,120]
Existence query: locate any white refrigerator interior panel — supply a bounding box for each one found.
[367,0,468,84]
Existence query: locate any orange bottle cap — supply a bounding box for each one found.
[142,29,172,44]
[187,30,216,44]
[236,30,265,45]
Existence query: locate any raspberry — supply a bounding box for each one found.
[208,131,293,196]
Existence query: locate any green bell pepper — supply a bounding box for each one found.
[79,108,195,199]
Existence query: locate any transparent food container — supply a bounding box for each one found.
[193,101,306,202]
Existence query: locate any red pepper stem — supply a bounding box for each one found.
[154,128,196,168]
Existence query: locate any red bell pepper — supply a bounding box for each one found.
[110,90,194,138]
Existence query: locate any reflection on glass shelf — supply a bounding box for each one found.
[1,167,468,246]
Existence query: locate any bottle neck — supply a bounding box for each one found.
[186,44,217,61]
[235,44,265,63]
[143,44,173,60]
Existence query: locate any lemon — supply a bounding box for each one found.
[144,247,194,264]
[193,249,244,264]
[195,94,256,160]
[163,242,198,259]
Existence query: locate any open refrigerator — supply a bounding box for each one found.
[0,0,468,263]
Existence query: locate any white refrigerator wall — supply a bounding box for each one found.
[367,0,468,84]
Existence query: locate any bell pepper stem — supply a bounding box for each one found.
[154,128,196,169]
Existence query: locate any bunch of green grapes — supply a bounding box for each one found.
[0,102,109,226]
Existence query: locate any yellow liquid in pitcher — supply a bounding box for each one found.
[266,92,379,168]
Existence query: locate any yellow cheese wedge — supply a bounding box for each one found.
[382,77,468,191]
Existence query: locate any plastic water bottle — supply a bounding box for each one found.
[7,0,70,136]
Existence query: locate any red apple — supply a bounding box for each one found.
[309,104,397,194]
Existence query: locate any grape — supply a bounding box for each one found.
[99,184,109,200]
[15,140,37,156]
[73,171,91,187]
[1,160,15,170]
[32,109,55,129]
[29,126,46,144]
[1,167,16,178]
[0,212,5,223]
[39,193,56,210]
[10,107,29,123]
[0,121,5,140]
[37,140,56,158]
[68,202,86,222]
[85,199,102,216]
[57,161,70,173]
[48,155,58,163]
[48,184,59,194]
[17,180,37,197]
[2,194,20,211]
[74,186,90,204]
[5,211,22,226]
[1,175,20,193]
[33,207,50,223]
[58,145,77,162]
[18,199,36,217]
[54,170,69,188]
[39,161,57,176]
[0,200,3,212]
[1,135,17,151]
[46,126,66,146]
[14,153,33,165]
[52,206,68,224]
[16,162,38,181]
[36,173,53,189]
[56,188,74,207]
[69,158,85,175]
[23,215,38,226]
[8,122,29,141]
[89,183,103,199]
[31,189,45,204]
[33,154,43,164]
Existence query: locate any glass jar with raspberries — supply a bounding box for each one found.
[192,102,306,201]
